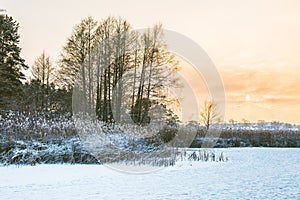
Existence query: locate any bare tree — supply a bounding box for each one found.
[58,16,180,123]
[131,24,179,124]
[31,51,53,111]
[200,100,221,130]
[57,17,97,90]
[57,16,97,113]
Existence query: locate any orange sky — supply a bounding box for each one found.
[221,67,300,124]
[1,0,300,124]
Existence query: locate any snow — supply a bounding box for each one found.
[213,122,300,131]
[1,148,300,199]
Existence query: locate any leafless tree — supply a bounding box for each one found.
[31,51,53,110]
[58,16,179,123]
[200,100,221,130]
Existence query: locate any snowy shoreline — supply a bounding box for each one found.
[1,148,299,199]
[1,111,300,166]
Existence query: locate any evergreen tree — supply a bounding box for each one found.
[0,13,27,110]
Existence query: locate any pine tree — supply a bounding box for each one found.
[0,13,27,110]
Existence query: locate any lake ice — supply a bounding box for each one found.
[1,148,299,199]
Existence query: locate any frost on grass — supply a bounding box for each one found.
[75,117,177,166]
[0,138,98,165]
[74,117,226,167]
[0,111,228,166]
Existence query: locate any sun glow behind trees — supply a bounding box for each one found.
[1,0,300,124]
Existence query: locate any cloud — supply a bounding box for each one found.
[219,66,300,123]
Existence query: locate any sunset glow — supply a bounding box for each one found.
[245,95,251,102]
[2,0,300,124]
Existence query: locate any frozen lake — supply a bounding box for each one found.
[1,148,300,199]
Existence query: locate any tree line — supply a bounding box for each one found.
[0,13,180,124]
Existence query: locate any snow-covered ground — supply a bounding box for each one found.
[1,148,299,199]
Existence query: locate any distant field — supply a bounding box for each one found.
[192,123,300,148]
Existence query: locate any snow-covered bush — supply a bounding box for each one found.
[0,111,227,166]
[0,138,98,165]
[0,110,76,142]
